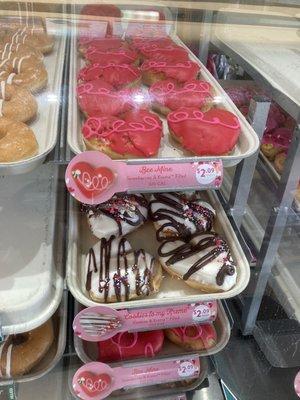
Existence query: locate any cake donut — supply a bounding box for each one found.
[261,127,292,161]
[97,330,164,362]
[165,323,217,351]
[77,79,133,117]
[0,320,54,377]
[78,62,141,89]
[84,235,162,303]
[141,60,200,86]
[0,42,44,63]
[82,109,163,159]
[85,47,139,66]
[83,193,148,239]
[4,27,54,54]
[167,107,240,156]
[0,82,37,122]
[0,117,38,162]
[158,232,237,292]
[150,79,213,115]
[274,151,286,174]
[149,193,215,241]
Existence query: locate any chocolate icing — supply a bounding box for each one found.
[158,232,236,286]
[149,193,214,241]
[86,236,155,302]
[83,194,148,236]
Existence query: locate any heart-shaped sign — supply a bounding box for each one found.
[71,162,115,199]
[77,371,111,398]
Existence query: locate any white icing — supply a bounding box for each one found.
[1,81,6,98]
[0,99,4,116]
[0,341,4,377]
[6,344,12,377]
[16,56,26,73]
[6,73,15,84]
[88,195,148,240]
[159,233,237,291]
[150,193,215,236]
[83,237,155,301]
[22,34,28,44]
[0,58,9,68]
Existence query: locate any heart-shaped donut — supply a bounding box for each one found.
[149,192,215,241]
[150,79,213,115]
[77,371,111,397]
[82,109,163,158]
[167,107,240,156]
[71,161,115,199]
[85,46,139,65]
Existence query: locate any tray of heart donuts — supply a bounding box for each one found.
[0,292,67,384]
[67,25,259,167]
[66,190,250,307]
[0,20,66,174]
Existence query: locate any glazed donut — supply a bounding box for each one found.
[98,330,164,362]
[150,79,213,115]
[3,27,54,54]
[149,193,215,241]
[167,107,240,156]
[82,109,163,159]
[78,62,141,89]
[0,117,38,162]
[261,127,292,161]
[83,193,148,239]
[0,56,48,92]
[0,320,54,377]
[78,37,125,56]
[85,46,139,66]
[84,235,162,303]
[141,60,200,86]
[0,82,37,122]
[0,42,44,63]
[158,232,237,292]
[274,151,286,174]
[165,323,217,351]
[77,79,133,117]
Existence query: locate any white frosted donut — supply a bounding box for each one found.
[0,117,38,162]
[0,82,37,122]
[0,320,54,377]
[0,42,43,63]
[158,232,237,292]
[84,194,148,239]
[4,28,54,54]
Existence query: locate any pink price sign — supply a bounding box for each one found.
[73,301,217,342]
[73,357,200,400]
[78,19,108,39]
[65,151,223,205]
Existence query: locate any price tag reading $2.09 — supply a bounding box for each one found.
[195,162,220,185]
[177,361,197,378]
[192,304,211,323]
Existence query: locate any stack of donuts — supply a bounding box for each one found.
[81,191,238,304]
[0,25,54,163]
[77,33,241,159]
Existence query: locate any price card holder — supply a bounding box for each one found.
[73,301,217,342]
[77,19,108,39]
[72,356,200,400]
[112,20,174,37]
[65,151,223,205]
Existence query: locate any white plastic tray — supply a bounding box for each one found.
[0,292,67,385]
[67,29,259,167]
[66,190,250,308]
[0,24,66,175]
[0,164,64,335]
[74,301,230,362]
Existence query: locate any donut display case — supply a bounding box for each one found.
[0,2,300,400]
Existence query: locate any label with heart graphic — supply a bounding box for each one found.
[73,301,218,342]
[73,357,200,400]
[65,151,223,205]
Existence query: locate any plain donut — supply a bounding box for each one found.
[0,117,38,162]
[0,82,37,122]
[0,320,54,377]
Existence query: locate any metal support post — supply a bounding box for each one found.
[198,10,213,65]
[242,123,300,335]
[228,96,271,228]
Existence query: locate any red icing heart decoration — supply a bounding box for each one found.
[72,162,115,198]
[77,371,111,397]
[167,107,240,156]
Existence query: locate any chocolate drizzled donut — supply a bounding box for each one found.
[149,193,215,241]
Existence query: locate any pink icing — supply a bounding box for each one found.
[171,324,216,348]
[167,108,240,130]
[85,47,138,64]
[141,60,198,71]
[262,127,292,149]
[150,80,211,97]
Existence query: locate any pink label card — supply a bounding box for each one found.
[73,301,217,342]
[73,356,200,400]
[77,19,108,39]
[295,371,300,398]
[126,21,174,37]
[65,151,223,205]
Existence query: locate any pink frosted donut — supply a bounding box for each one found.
[138,42,189,62]
[131,37,174,51]
[165,324,217,351]
[85,46,139,65]
[79,37,125,55]
[78,62,141,89]
[77,79,133,116]
[150,78,212,115]
[261,127,292,160]
[97,330,164,362]
[141,59,200,86]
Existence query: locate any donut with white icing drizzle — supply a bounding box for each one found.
[165,323,217,351]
